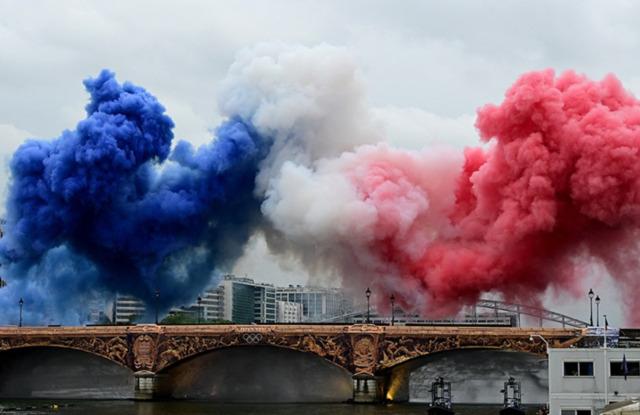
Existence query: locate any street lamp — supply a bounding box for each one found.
[529,334,550,406]
[197,296,202,324]
[154,289,160,325]
[390,294,395,326]
[18,297,23,327]
[588,288,594,326]
[595,295,600,327]
[365,288,371,324]
[529,334,549,354]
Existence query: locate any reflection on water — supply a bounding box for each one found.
[0,400,546,415]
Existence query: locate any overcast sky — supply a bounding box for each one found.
[2,0,637,325]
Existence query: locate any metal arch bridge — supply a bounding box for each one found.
[473,299,588,328]
[320,298,589,328]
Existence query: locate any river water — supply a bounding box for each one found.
[0,401,546,415]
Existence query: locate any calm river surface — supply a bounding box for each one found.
[0,401,546,415]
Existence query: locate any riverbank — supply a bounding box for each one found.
[0,400,546,415]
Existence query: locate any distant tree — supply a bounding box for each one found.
[159,313,232,325]
[161,312,198,325]
[208,319,232,324]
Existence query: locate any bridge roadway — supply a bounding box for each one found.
[0,324,585,401]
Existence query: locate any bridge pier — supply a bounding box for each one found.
[352,375,384,403]
[134,371,163,400]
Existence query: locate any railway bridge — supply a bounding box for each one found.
[0,324,585,402]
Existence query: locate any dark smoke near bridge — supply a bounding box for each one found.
[2,44,640,325]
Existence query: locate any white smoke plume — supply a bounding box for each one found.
[217,44,462,308]
[218,43,382,194]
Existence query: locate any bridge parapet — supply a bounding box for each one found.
[0,325,584,378]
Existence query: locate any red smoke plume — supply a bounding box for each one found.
[262,64,640,325]
[359,70,640,324]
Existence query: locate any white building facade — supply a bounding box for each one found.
[276,300,303,323]
[197,285,224,321]
[110,277,346,325]
[112,295,146,324]
[549,347,640,415]
[86,298,109,324]
[275,285,352,322]
[219,275,276,324]
[253,283,276,324]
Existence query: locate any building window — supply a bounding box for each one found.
[561,410,591,415]
[610,360,640,377]
[563,361,594,376]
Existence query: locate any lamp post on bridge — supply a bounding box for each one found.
[154,289,160,325]
[595,295,600,327]
[588,288,594,326]
[18,297,23,327]
[390,294,395,326]
[365,287,371,324]
[197,296,202,324]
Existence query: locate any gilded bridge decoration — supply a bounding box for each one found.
[154,328,351,372]
[0,325,584,375]
[0,332,129,367]
[132,334,156,370]
[378,329,584,369]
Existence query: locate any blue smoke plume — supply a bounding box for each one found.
[0,70,271,324]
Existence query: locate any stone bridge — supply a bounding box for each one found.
[0,324,585,401]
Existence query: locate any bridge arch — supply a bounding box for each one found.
[383,348,548,404]
[157,342,351,374]
[0,343,131,370]
[0,345,135,399]
[0,333,129,368]
[378,331,550,371]
[154,331,352,373]
[155,344,353,402]
[381,343,543,371]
